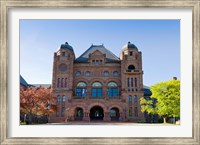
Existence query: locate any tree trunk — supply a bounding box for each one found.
[173,116,176,124]
[29,113,33,124]
[163,117,167,123]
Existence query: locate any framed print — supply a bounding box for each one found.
[0,0,199,145]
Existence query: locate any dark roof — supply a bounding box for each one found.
[20,75,29,87]
[122,42,138,51]
[60,42,73,51]
[143,85,152,96]
[31,84,51,88]
[75,44,120,63]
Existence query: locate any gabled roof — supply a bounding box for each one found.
[31,84,51,88]
[20,75,29,87]
[75,44,120,63]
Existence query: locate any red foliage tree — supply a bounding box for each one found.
[20,86,57,124]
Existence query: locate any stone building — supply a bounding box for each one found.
[49,42,147,123]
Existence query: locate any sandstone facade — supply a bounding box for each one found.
[49,42,145,123]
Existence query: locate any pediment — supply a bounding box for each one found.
[91,49,104,56]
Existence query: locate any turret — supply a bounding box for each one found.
[120,42,144,121]
[52,42,75,99]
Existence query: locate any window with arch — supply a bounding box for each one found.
[59,63,67,72]
[113,71,119,77]
[75,71,81,76]
[56,95,61,117]
[135,78,137,87]
[128,95,132,105]
[110,108,119,118]
[85,71,91,76]
[127,78,130,87]
[104,71,109,77]
[76,108,84,118]
[128,65,135,72]
[62,96,66,104]
[76,82,87,97]
[61,78,64,87]
[65,78,67,87]
[131,78,134,87]
[134,95,137,103]
[91,82,102,97]
[107,82,119,97]
[57,95,61,104]
[57,78,60,88]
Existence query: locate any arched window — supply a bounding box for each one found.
[107,82,118,97]
[134,95,137,103]
[128,65,135,72]
[65,78,67,87]
[56,95,61,117]
[104,71,109,77]
[61,78,64,87]
[110,107,120,120]
[113,71,119,77]
[91,82,102,97]
[76,82,87,97]
[131,78,133,87]
[75,71,81,76]
[57,95,61,104]
[85,71,91,76]
[135,78,137,87]
[62,96,66,103]
[128,95,132,105]
[59,63,67,72]
[128,95,132,117]
[127,78,130,87]
[57,78,60,88]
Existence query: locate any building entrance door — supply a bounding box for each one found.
[90,106,104,120]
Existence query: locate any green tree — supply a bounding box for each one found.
[140,79,180,123]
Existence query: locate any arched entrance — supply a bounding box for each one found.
[74,107,84,120]
[90,106,104,120]
[110,107,120,121]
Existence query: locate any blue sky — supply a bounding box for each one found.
[20,20,180,86]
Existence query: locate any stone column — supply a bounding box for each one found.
[87,86,91,99]
[83,112,90,121]
[119,112,124,121]
[103,112,111,121]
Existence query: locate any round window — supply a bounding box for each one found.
[59,64,67,72]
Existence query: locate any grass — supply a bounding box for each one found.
[20,122,47,125]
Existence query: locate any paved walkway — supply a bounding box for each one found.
[47,121,176,125]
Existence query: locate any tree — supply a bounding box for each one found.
[140,79,180,123]
[20,86,57,124]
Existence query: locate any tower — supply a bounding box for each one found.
[120,42,144,122]
[51,42,75,122]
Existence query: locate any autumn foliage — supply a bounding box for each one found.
[20,86,57,123]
